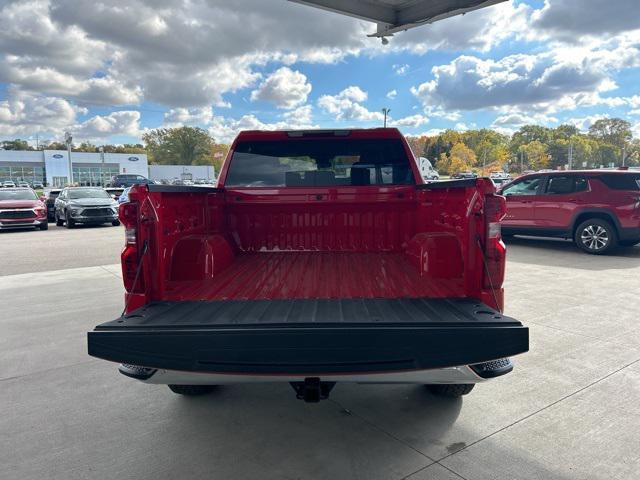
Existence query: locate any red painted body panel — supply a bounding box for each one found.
[122,129,505,313]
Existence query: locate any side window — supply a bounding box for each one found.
[502,176,542,196]
[598,174,640,191]
[545,176,575,195]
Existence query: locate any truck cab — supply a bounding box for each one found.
[88,129,528,402]
[417,157,440,181]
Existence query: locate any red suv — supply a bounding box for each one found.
[498,170,640,254]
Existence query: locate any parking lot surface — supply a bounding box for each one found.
[2,226,639,480]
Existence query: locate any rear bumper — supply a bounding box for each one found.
[88,298,529,378]
[119,363,504,385]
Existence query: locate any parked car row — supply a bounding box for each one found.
[1,180,44,189]
[155,177,216,186]
[0,186,121,231]
[3,170,639,256]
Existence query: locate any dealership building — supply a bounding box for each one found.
[0,150,148,187]
[148,165,215,183]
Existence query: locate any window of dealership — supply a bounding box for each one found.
[71,164,120,186]
[0,150,149,187]
[0,164,46,184]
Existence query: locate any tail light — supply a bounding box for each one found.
[119,202,144,293]
[483,194,507,292]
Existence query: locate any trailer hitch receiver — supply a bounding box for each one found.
[290,378,336,403]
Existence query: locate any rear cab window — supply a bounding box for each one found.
[224,138,414,187]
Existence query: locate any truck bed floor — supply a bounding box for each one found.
[164,251,463,301]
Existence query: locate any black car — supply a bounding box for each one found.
[43,189,62,221]
[107,174,151,188]
[104,187,125,201]
[54,187,120,228]
[453,172,478,179]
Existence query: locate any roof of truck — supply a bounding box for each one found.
[235,128,405,141]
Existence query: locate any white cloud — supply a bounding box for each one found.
[164,107,214,126]
[392,64,409,75]
[317,86,383,122]
[391,1,532,54]
[282,105,314,125]
[391,114,429,128]
[250,67,312,109]
[532,0,640,41]
[73,111,142,140]
[386,89,397,100]
[0,89,141,142]
[209,110,317,144]
[30,0,371,107]
[0,90,84,138]
[565,114,610,133]
[410,40,639,115]
[421,128,445,137]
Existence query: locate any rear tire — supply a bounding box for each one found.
[168,384,217,396]
[574,219,617,254]
[112,220,121,226]
[55,213,64,227]
[427,384,475,398]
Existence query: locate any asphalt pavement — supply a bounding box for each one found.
[1,225,639,480]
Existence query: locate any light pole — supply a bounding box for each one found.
[64,131,73,185]
[382,108,390,128]
[99,146,105,186]
[568,140,573,170]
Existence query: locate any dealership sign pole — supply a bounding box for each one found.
[65,131,74,185]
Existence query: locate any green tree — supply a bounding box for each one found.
[1,139,32,150]
[522,141,550,170]
[448,142,477,175]
[405,136,429,159]
[143,126,215,165]
[588,118,632,149]
[510,125,554,154]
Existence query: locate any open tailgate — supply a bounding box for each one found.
[88,298,528,375]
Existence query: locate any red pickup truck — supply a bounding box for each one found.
[88,129,528,402]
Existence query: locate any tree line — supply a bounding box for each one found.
[405,118,639,175]
[0,127,230,172]
[2,119,638,176]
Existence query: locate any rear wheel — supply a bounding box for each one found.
[427,384,475,398]
[112,220,121,226]
[55,213,64,227]
[168,384,217,396]
[574,219,617,254]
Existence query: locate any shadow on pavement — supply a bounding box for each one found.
[505,236,640,270]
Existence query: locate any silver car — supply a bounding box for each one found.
[54,187,120,228]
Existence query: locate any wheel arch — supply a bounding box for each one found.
[571,209,621,237]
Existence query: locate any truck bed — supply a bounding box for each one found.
[164,251,463,301]
[88,298,528,375]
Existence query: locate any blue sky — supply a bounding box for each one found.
[1,0,639,145]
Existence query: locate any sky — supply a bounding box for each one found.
[0,0,639,146]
